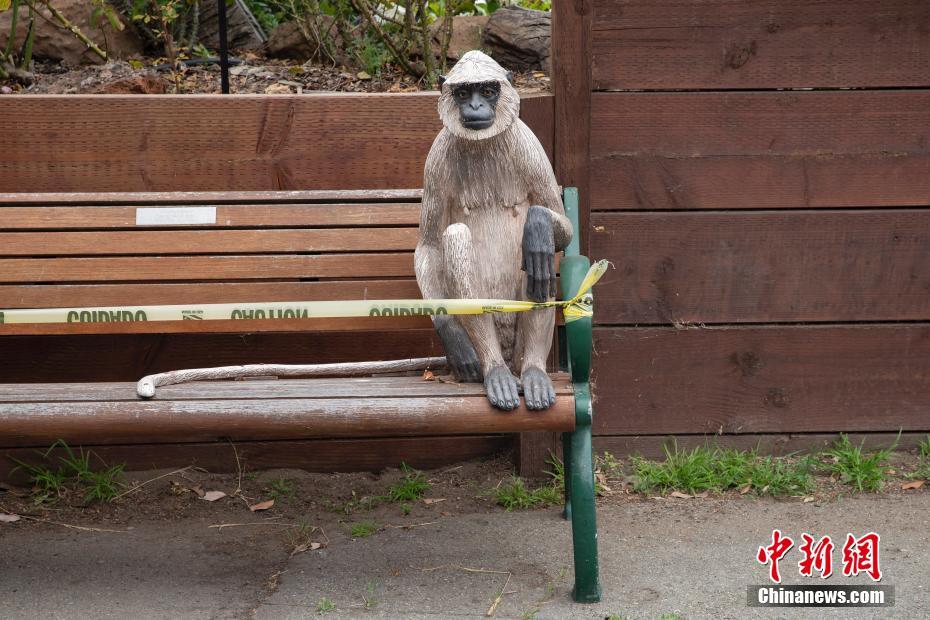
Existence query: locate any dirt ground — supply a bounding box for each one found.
[2,55,551,96]
[0,451,927,618]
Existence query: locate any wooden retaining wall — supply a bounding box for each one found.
[552,0,930,457]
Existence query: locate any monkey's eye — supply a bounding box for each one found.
[454,88,470,101]
[481,87,497,98]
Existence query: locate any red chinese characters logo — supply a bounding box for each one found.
[842,532,882,581]
[798,533,834,579]
[757,530,882,583]
[757,529,794,584]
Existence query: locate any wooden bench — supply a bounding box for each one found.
[0,187,601,602]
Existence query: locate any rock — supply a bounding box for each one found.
[198,0,265,51]
[94,73,166,94]
[447,15,489,62]
[266,21,313,59]
[481,6,550,72]
[0,0,143,66]
[263,82,292,94]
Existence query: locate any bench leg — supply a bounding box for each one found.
[562,431,573,520]
[568,422,602,603]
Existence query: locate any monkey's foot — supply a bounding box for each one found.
[485,366,520,411]
[520,366,556,410]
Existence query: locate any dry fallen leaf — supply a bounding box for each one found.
[694,490,710,498]
[249,499,275,512]
[738,484,752,495]
[669,491,692,499]
[290,541,323,557]
[422,498,445,505]
[191,485,206,498]
[803,496,816,503]
[0,513,20,523]
[422,370,435,381]
[440,511,451,517]
[201,491,227,502]
[902,480,925,490]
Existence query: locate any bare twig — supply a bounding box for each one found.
[25,0,107,61]
[209,520,294,530]
[486,572,512,616]
[384,520,437,529]
[111,466,193,501]
[12,513,128,533]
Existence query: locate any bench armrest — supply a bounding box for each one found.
[560,187,593,386]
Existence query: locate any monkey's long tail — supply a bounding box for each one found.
[136,357,447,399]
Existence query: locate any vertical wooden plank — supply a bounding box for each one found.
[553,0,592,252]
[518,0,593,478]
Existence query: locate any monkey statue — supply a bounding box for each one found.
[415,50,573,412]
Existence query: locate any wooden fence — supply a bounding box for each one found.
[553,0,930,456]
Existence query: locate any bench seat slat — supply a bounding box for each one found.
[0,203,421,230]
[0,228,418,255]
[0,377,575,446]
[0,280,422,308]
[0,374,571,401]
[0,253,414,282]
[0,189,425,205]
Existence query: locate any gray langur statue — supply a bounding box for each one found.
[415,50,573,412]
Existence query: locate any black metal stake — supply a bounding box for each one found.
[217,0,230,93]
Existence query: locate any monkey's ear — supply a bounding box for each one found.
[437,74,447,89]
[505,71,514,85]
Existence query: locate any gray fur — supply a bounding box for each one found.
[415,51,573,411]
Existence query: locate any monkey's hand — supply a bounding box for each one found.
[434,315,483,382]
[520,366,556,410]
[521,204,556,303]
[485,365,521,411]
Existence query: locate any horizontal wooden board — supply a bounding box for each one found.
[590,210,930,324]
[590,91,930,210]
[0,374,569,401]
[592,0,930,90]
[0,330,444,382]
[0,394,574,447]
[1,94,553,193]
[0,189,424,204]
[0,280,423,308]
[0,228,418,255]
[0,436,512,483]
[594,432,930,459]
[591,325,930,435]
[0,203,421,229]
[0,253,414,282]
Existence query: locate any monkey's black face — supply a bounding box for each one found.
[452,82,501,130]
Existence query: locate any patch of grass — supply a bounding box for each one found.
[605,615,630,620]
[349,521,379,538]
[918,435,930,460]
[267,478,296,502]
[316,597,336,615]
[11,440,124,504]
[386,463,430,502]
[597,451,624,478]
[631,443,814,496]
[400,502,412,516]
[286,521,320,548]
[521,610,539,620]
[824,434,893,492]
[362,581,378,610]
[660,614,683,620]
[326,490,382,515]
[492,476,560,511]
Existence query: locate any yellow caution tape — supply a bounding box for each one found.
[0,260,609,326]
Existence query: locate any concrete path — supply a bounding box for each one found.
[1,491,925,619]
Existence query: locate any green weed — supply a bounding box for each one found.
[349,521,379,538]
[267,478,296,502]
[362,581,379,610]
[918,435,930,460]
[12,440,124,504]
[316,597,336,615]
[632,443,814,496]
[825,434,893,492]
[387,463,430,502]
[492,476,560,511]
